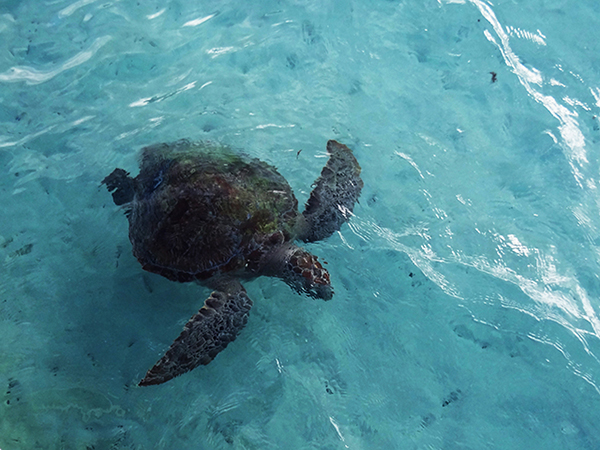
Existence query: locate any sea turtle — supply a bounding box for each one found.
[103,139,363,386]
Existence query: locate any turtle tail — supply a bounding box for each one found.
[102,168,136,206]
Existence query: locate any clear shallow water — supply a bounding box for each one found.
[1,0,600,448]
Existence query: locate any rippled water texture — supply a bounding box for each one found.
[2,0,600,448]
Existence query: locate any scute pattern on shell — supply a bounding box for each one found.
[128,141,299,281]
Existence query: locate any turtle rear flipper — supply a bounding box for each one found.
[138,280,253,386]
[300,140,363,242]
[102,168,136,206]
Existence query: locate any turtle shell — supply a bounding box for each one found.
[127,140,299,282]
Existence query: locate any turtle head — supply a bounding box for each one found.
[264,244,333,300]
[310,279,333,301]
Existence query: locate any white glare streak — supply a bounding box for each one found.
[472,0,588,179]
[506,25,546,46]
[129,82,197,108]
[255,123,296,130]
[394,151,425,179]
[591,88,600,107]
[0,125,56,149]
[58,0,97,18]
[147,8,166,20]
[506,234,530,257]
[183,13,216,27]
[577,286,600,339]
[329,417,349,448]
[347,217,462,299]
[207,46,235,57]
[0,36,111,85]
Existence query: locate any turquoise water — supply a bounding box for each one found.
[2,0,600,448]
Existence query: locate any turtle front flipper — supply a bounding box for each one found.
[138,280,253,386]
[102,168,136,206]
[300,140,363,242]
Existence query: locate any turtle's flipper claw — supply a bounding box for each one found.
[138,282,253,386]
[301,140,363,242]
